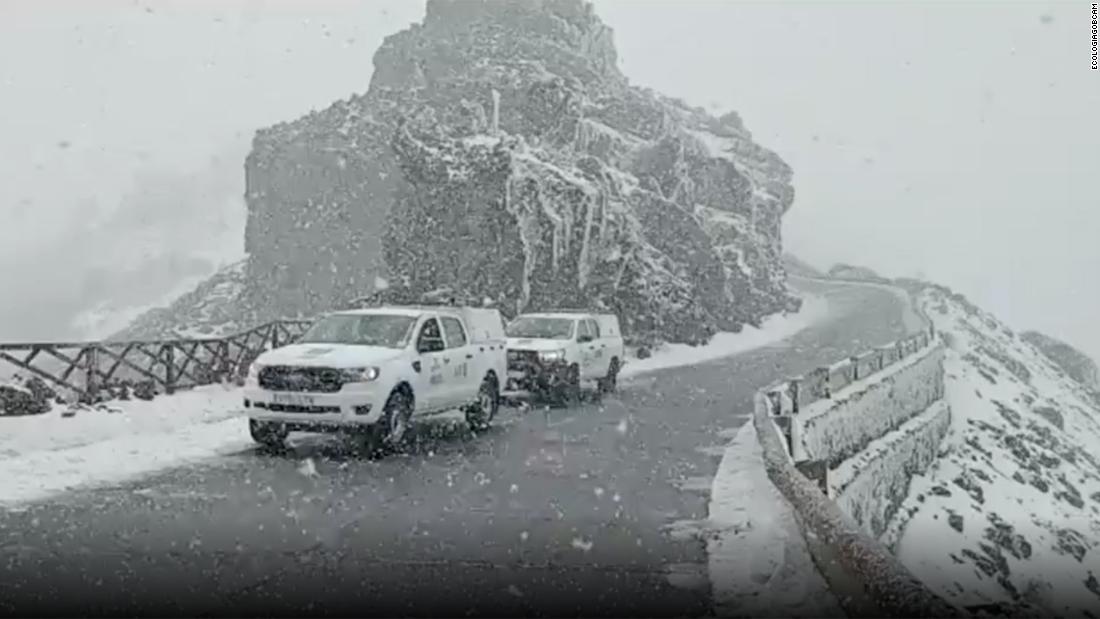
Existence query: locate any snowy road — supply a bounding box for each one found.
[0,279,918,616]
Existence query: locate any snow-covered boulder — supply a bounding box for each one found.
[119,0,798,345]
[0,376,54,417]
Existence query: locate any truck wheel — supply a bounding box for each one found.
[599,358,621,394]
[249,419,288,449]
[556,364,581,407]
[360,388,413,457]
[465,375,499,431]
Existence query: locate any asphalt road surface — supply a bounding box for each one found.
[0,279,918,617]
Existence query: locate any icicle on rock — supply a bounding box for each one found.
[491,88,501,135]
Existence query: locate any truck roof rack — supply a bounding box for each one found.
[345,302,466,310]
[523,308,599,314]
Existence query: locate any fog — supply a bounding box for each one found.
[1,0,1097,361]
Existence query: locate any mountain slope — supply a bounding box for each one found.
[1020,331,1100,393]
[110,260,265,340]
[827,262,889,283]
[782,253,825,279]
[882,284,1100,616]
[117,0,798,345]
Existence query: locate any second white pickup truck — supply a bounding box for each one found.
[503,312,624,403]
[243,305,507,454]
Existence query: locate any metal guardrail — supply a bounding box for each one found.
[0,319,314,402]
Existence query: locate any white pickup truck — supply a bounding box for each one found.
[243,305,507,453]
[503,312,624,403]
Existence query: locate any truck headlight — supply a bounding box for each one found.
[341,367,381,382]
[539,349,566,362]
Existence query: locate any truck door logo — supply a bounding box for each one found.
[453,363,468,378]
[429,356,444,384]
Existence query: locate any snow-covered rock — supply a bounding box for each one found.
[883,285,1100,616]
[1020,330,1100,393]
[0,375,54,417]
[120,0,798,346]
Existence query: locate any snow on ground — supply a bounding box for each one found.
[883,286,1100,615]
[0,385,250,507]
[622,292,829,379]
[707,421,842,616]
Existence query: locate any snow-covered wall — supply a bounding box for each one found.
[832,400,951,538]
[752,390,960,618]
[752,291,960,616]
[797,342,945,467]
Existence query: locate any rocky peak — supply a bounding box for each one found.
[371,0,619,95]
[118,1,800,346]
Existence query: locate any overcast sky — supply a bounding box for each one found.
[1,0,1098,361]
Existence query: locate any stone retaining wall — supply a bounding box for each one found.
[831,400,951,539]
[750,281,963,617]
[752,389,961,618]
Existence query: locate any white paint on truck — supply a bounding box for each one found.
[243,306,507,435]
[503,311,625,395]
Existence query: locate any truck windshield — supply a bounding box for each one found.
[505,317,574,340]
[297,314,417,348]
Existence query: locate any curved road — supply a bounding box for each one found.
[0,279,917,617]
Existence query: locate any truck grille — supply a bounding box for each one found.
[258,366,344,393]
[507,350,540,371]
[254,402,341,414]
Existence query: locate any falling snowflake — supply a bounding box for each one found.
[594,487,605,498]
[510,483,519,494]
[520,531,529,542]
[297,459,318,478]
[571,537,594,552]
[616,419,628,434]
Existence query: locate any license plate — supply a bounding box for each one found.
[507,370,525,379]
[272,393,316,407]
